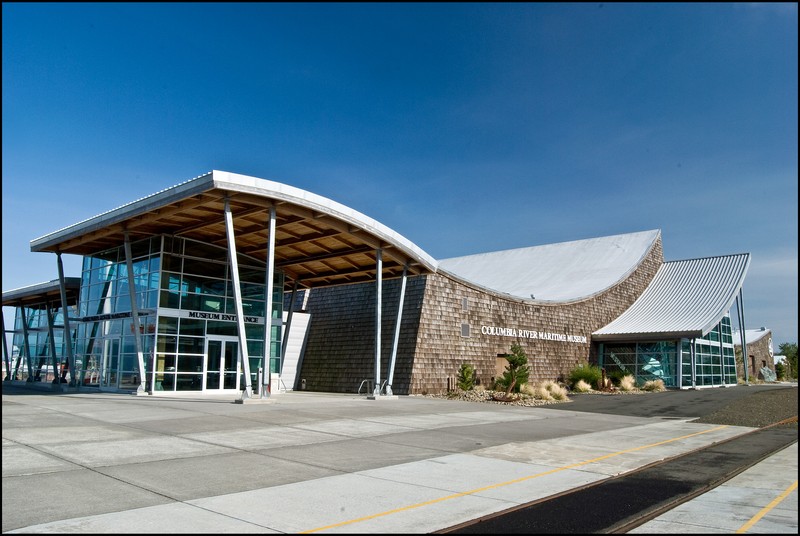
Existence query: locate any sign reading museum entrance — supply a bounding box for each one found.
[481,325,587,344]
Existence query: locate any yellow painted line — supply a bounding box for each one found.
[736,480,798,533]
[300,424,730,533]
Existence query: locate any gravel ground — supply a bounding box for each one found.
[692,385,798,428]
[422,384,799,429]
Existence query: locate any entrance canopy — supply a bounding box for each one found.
[2,278,81,310]
[30,171,438,290]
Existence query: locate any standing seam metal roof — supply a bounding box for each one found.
[437,230,661,302]
[592,253,751,341]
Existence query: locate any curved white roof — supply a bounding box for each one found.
[29,171,438,289]
[593,253,751,341]
[437,230,661,302]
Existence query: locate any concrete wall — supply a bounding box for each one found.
[296,235,664,395]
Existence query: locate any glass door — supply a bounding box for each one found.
[204,337,240,391]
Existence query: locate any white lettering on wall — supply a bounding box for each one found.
[481,325,587,344]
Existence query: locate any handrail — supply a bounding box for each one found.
[357,379,373,395]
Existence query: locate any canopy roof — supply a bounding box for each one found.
[592,253,751,341]
[438,230,661,302]
[30,171,438,290]
[2,278,81,309]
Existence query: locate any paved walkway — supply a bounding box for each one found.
[2,384,797,533]
[632,442,797,534]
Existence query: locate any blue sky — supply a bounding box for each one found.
[3,3,797,347]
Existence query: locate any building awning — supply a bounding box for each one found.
[2,278,81,309]
[592,253,750,342]
[29,171,438,290]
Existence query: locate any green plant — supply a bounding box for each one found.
[606,369,627,386]
[778,342,797,380]
[494,343,530,396]
[568,363,602,389]
[456,363,475,391]
[775,362,786,381]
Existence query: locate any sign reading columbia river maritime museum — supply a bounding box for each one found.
[481,325,588,344]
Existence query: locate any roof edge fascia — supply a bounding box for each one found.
[30,172,216,253]
[212,171,438,273]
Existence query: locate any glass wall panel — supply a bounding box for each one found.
[70,234,284,392]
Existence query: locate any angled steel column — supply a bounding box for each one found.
[386,264,407,396]
[718,328,725,386]
[280,279,299,373]
[262,205,276,399]
[736,291,749,383]
[224,198,253,399]
[690,338,696,388]
[373,248,382,397]
[44,300,62,386]
[20,307,33,382]
[56,253,77,387]
[2,311,11,381]
[124,232,148,394]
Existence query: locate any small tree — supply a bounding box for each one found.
[456,363,475,391]
[778,342,798,380]
[495,343,530,397]
[774,362,785,380]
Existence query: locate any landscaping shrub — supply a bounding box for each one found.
[456,363,475,391]
[494,343,530,396]
[572,379,592,393]
[619,375,636,391]
[568,363,602,389]
[542,380,568,400]
[534,384,554,401]
[607,368,627,386]
[642,379,666,392]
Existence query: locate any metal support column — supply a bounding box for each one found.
[386,265,407,396]
[690,338,696,389]
[736,291,749,383]
[56,253,77,387]
[373,248,382,397]
[1,312,11,381]
[124,232,148,394]
[224,198,253,400]
[280,279,299,372]
[262,205,276,399]
[44,300,62,386]
[20,307,33,382]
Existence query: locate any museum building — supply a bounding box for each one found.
[2,171,752,398]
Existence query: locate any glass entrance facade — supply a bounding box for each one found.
[73,235,283,393]
[10,302,78,382]
[599,315,737,389]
